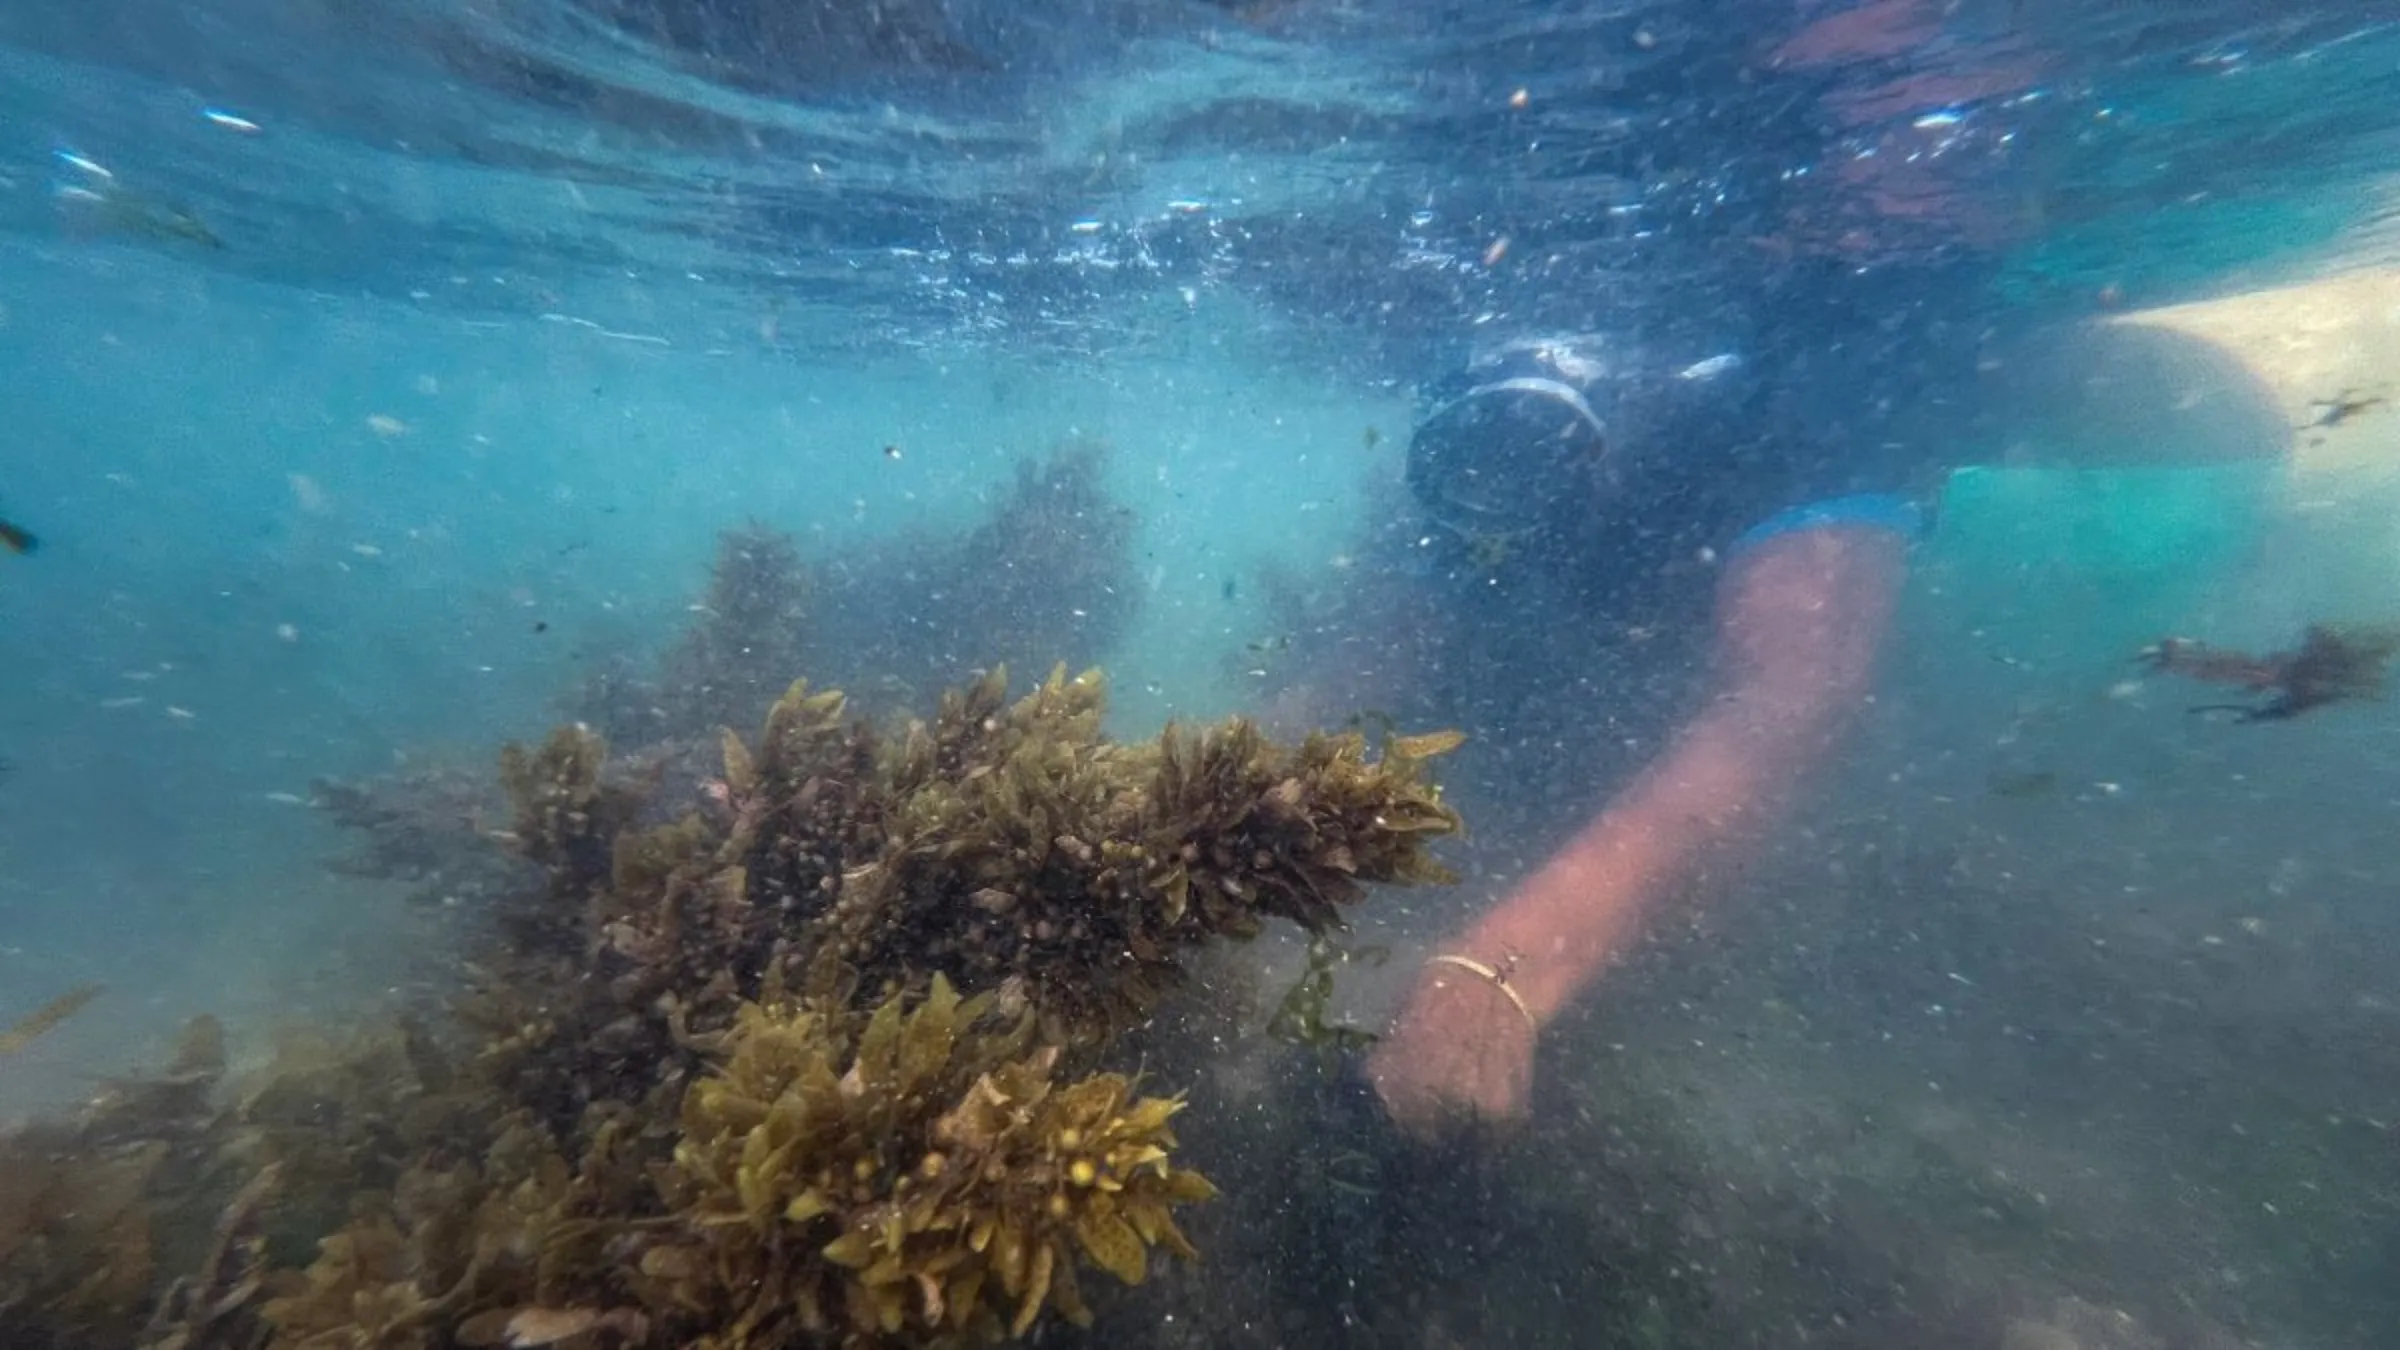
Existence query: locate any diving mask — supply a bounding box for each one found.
[1406,373,1609,545]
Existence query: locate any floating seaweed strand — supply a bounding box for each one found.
[0,984,102,1056]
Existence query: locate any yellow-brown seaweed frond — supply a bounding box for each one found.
[0,1017,234,1347]
[491,664,1461,1047]
[0,1135,179,1340]
[497,725,647,884]
[258,1195,448,1348]
[756,679,858,791]
[1264,935,1388,1061]
[1139,720,1463,938]
[658,976,1211,1344]
[0,1008,488,1350]
[883,664,1107,796]
[236,1022,486,1239]
[822,666,1462,1041]
[0,983,103,1056]
[732,679,883,919]
[262,1112,655,1350]
[142,1161,281,1350]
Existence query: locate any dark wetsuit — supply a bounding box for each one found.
[1281,367,1944,906]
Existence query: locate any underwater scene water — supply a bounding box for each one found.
[5,0,2400,1346]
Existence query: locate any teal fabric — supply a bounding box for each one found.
[1728,492,1929,558]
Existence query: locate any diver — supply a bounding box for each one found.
[1256,324,2285,1137]
[1366,334,1922,1133]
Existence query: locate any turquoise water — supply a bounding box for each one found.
[0,255,1394,1041]
[4,3,2400,1347]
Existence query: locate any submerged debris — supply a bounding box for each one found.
[2140,623,2400,722]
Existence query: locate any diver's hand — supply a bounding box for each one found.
[1365,955,1539,1135]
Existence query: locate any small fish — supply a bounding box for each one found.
[1677,353,1742,381]
[2302,391,2386,430]
[2145,624,2400,722]
[0,517,38,554]
[882,443,903,460]
[1362,426,1382,451]
[201,107,262,134]
[56,178,225,250]
[146,203,225,249]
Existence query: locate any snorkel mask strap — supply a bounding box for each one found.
[1423,375,1608,447]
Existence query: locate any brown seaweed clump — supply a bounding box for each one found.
[255,981,1211,1350]
[649,524,818,743]
[0,1018,230,1347]
[0,1015,475,1350]
[805,441,1139,708]
[566,439,1139,744]
[496,724,657,909]
[0,662,1461,1350]
[675,664,1460,1045]
[656,976,1212,1343]
[310,766,530,915]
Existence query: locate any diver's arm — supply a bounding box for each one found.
[1455,523,1907,1024]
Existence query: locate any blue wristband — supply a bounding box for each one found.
[1728,492,1928,558]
